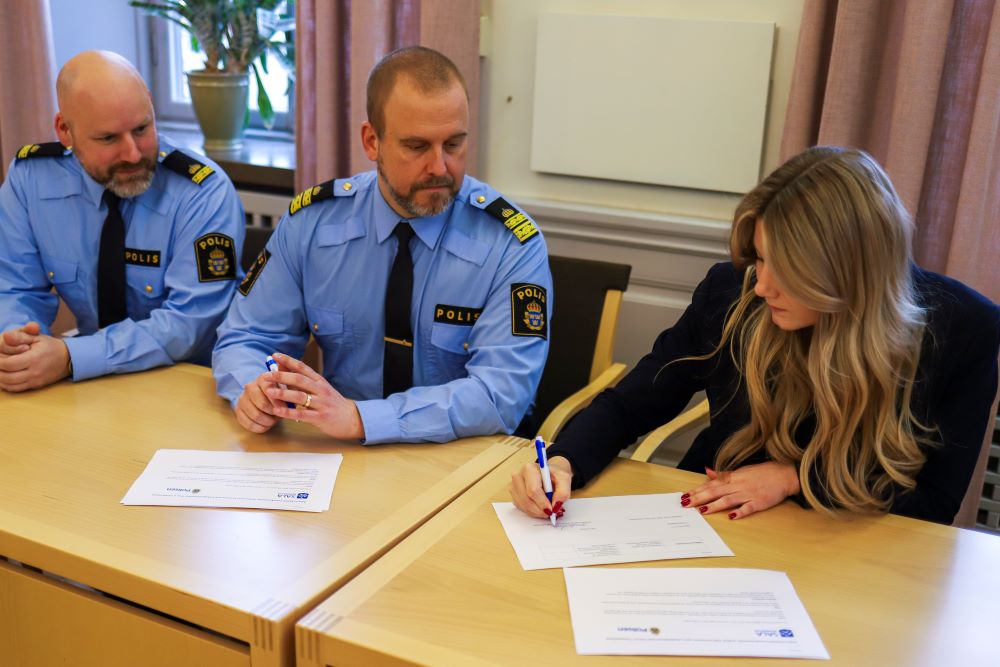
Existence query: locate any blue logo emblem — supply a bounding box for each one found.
[779,629,794,637]
[297,492,309,499]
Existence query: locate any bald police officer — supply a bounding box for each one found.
[212,46,552,443]
[0,51,244,392]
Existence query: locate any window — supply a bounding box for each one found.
[149,17,294,134]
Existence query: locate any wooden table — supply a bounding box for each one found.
[0,364,525,667]
[296,447,1000,666]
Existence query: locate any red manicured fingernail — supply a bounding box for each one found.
[699,505,708,514]
[543,508,552,516]
[681,498,691,507]
[556,510,565,517]
[728,512,737,520]
[681,493,690,501]
[553,501,563,512]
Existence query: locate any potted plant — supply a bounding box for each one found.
[130,0,295,151]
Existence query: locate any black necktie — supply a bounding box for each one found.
[98,190,128,328]
[383,222,415,397]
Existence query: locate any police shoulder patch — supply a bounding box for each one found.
[238,248,271,296]
[511,283,547,339]
[289,179,336,216]
[485,197,539,244]
[194,233,236,282]
[161,150,215,185]
[15,142,68,161]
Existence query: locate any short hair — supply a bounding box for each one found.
[366,46,468,137]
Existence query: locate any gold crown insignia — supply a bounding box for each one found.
[209,248,225,259]
[525,301,542,314]
[501,208,514,218]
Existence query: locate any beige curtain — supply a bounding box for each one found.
[0,0,57,181]
[782,0,1000,303]
[295,0,480,192]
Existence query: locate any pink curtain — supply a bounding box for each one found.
[782,0,1000,303]
[295,0,480,192]
[0,0,57,180]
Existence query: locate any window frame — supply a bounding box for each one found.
[148,17,294,134]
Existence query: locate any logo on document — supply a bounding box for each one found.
[297,492,309,499]
[755,629,795,638]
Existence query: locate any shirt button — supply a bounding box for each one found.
[476,195,486,204]
[313,323,319,332]
[343,182,353,191]
[48,271,55,279]
[145,285,153,293]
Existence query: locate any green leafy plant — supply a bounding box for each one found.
[130,0,295,128]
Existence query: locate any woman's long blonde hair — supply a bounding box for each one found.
[715,146,928,515]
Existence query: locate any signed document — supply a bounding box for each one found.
[121,449,343,512]
[564,567,829,659]
[492,493,732,570]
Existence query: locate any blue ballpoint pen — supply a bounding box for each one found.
[265,355,296,409]
[535,436,557,526]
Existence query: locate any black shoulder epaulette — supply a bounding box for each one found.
[15,142,68,161]
[161,150,215,185]
[484,196,539,244]
[289,179,336,216]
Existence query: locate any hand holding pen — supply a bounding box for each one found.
[265,355,296,409]
[507,437,573,522]
[535,437,558,526]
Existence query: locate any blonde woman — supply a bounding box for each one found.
[509,146,1000,525]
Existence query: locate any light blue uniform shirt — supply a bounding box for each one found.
[212,171,552,444]
[0,137,245,380]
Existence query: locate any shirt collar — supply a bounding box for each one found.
[372,180,451,250]
[76,157,108,210]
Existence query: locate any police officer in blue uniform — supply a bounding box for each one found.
[213,46,552,443]
[0,51,244,392]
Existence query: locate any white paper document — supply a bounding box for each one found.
[492,493,732,570]
[564,567,829,659]
[121,449,343,512]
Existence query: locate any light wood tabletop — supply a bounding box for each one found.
[0,364,526,667]
[296,446,1000,666]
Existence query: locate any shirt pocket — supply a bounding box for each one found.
[305,305,356,377]
[41,254,78,287]
[126,266,166,319]
[40,253,84,308]
[427,321,471,382]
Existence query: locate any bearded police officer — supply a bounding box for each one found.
[212,46,552,443]
[0,51,244,392]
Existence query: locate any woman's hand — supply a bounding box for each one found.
[683,461,800,520]
[263,352,365,440]
[508,455,573,519]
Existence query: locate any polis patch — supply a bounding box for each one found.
[511,283,547,339]
[434,304,483,326]
[194,233,236,282]
[124,247,161,267]
[239,248,271,296]
[485,197,539,244]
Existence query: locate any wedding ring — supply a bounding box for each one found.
[304,393,313,409]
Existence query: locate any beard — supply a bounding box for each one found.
[78,148,157,199]
[377,158,458,218]
[97,157,157,198]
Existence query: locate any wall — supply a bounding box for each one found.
[479,0,805,367]
[49,0,147,72]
